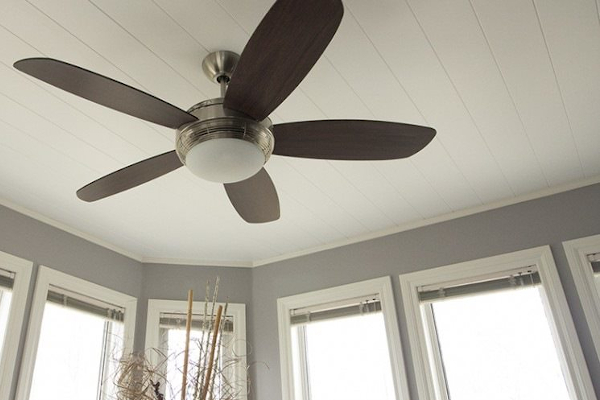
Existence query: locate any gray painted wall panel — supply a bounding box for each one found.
[249,184,600,400]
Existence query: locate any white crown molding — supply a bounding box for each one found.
[141,256,253,268]
[2,174,600,269]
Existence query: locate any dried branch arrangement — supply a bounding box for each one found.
[113,279,247,400]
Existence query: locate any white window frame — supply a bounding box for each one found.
[15,266,137,400]
[563,234,600,359]
[277,277,410,400]
[399,245,595,400]
[145,299,248,400]
[0,251,33,400]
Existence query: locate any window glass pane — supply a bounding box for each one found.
[430,287,571,400]
[0,288,13,362]
[159,316,236,400]
[593,262,600,293]
[29,302,124,400]
[292,313,396,400]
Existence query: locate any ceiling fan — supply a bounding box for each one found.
[13,0,435,224]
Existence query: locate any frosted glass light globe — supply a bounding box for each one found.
[185,138,265,183]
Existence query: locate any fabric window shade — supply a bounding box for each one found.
[587,253,600,274]
[290,295,381,326]
[419,271,541,302]
[0,268,14,290]
[46,286,125,322]
[159,313,234,333]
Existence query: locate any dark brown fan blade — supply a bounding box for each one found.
[224,168,280,223]
[77,151,183,202]
[272,120,436,160]
[14,58,197,129]
[223,0,343,121]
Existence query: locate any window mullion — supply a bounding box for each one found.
[422,304,451,400]
[96,320,111,400]
[296,325,312,400]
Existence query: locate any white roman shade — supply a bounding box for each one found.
[587,253,600,274]
[159,312,234,333]
[46,285,125,322]
[418,268,541,302]
[0,268,14,290]
[290,294,381,325]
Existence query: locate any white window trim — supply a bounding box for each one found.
[15,266,137,400]
[145,299,247,400]
[563,234,600,359]
[277,277,410,400]
[0,251,33,400]
[399,245,595,400]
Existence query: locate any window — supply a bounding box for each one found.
[564,234,600,360]
[0,251,32,400]
[277,277,409,400]
[16,267,136,400]
[0,269,14,362]
[400,246,596,400]
[145,299,247,400]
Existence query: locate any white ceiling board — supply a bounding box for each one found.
[266,157,365,238]
[345,0,526,202]
[271,91,325,123]
[284,158,395,233]
[0,119,92,184]
[410,140,482,212]
[0,0,597,266]
[29,0,203,109]
[152,0,249,55]
[90,0,219,100]
[372,160,452,219]
[0,145,148,250]
[298,58,372,120]
[324,13,425,125]
[0,66,148,166]
[331,161,422,226]
[0,3,175,156]
[469,0,584,185]
[402,0,549,197]
[533,0,600,178]
[0,92,121,174]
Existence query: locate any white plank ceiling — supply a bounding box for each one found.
[0,0,599,266]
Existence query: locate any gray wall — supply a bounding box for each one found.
[248,183,600,400]
[3,183,600,400]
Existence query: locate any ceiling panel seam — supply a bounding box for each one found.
[333,7,454,216]
[343,3,484,209]
[15,1,182,143]
[88,0,212,99]
[530,0,586,179]
[466,0,550,188]
[0,55,161,162]
[403,0,515,200]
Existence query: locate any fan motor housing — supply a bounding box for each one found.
[175,98,275,167]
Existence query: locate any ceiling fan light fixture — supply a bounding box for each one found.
[185,138,265,183]
[175,99,275,184]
